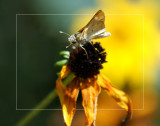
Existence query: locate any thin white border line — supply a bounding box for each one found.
[16,109,144,111]
[16,14,144,110]
[16,14,18,110]
[16,14,144,16]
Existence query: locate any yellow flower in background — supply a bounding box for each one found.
[70,0,160,89]
[96,0,160,87]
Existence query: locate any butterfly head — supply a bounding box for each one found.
[59,31,78,48]
[68,34,77,44]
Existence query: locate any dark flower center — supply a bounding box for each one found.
[68,42,107,78]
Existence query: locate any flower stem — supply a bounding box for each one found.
[16,72,74,126]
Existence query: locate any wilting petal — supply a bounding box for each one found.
[56,65,71,105]
[56,65,79,126]
[62,78,80,126]
[60,65,71,79]
[56,78,66,105]
[81,78,101,126]
[97,74,132,121]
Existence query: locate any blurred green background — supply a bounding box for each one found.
[1,0,160,126]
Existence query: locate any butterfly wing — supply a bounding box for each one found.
[78,10,111,40]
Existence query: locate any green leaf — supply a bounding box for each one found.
[59,51,70,58]
[55,59,68,67]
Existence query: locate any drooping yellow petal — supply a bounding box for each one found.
[62,78,80,126]
[56,65,79,126]
[56,65,71,105]
[97,74,132,120]
[56,78,66,105]
[60,65,71,79]
[81,78,101,126]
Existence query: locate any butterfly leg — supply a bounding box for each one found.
[85,39,96,50]
[80,44,88,59]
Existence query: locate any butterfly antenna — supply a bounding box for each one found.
[59,31,73,48]
[59,31,70,36]
[66,43,72,48]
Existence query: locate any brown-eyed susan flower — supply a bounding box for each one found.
[56,42,132,126]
